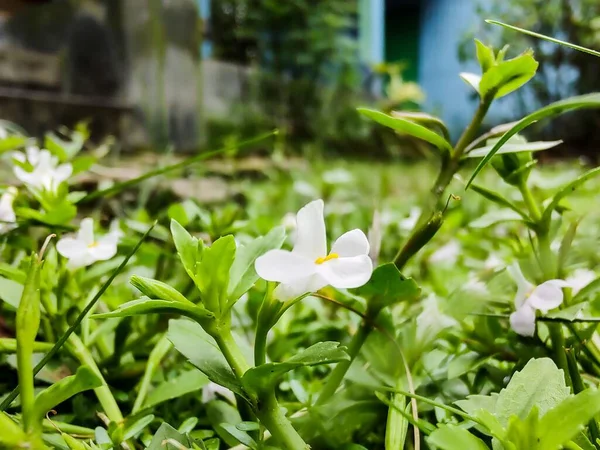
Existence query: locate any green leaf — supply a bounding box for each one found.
[218,423,258,449]
[455,394,499,417]
[541,166,600,225]
[357,108,453,153]
[167,319,246,398]
[45,131,85,161]
[0,412,27,447]
[538,389,600,450]
[0,136,27,154]
[130,275,192,304]
[460,72,482,93]
[356,263,420,311]
[144,370,209,409]
[487,20,600,58]
[123,414,154,440]
[495,358,570,427]
[469,209,525,229]
[475,39,495,72]
[242,342,348,394]
[0,276,24,309]
[227,226,286,303]
[206,400,243,448]
[479,50,538,99]
[92,297,214,323]
[170,219,203,283]
[33,366,102,423]
[427,424,489,450]
[147,422,192,450]
[391,111,450,141]
[466,93,600,187]
[504,407,540,450]
[465,139,562,158]
[197,235,236,314]
[469,183,528,219]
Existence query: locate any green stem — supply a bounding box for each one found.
[67,334,123,423]
[256,390,308,450]
[254,323,269,367]
[394,96,493,269]
[133,335,172,413]
[316,322,372,405]
[213,329,251,379]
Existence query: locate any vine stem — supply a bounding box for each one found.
[255,390,308,450]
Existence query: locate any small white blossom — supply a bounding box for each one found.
[201,382,236,404]
[0,187,17,233]
[508,263,569,336]
[322,168,353,184]
[484,254,503,270]
[400,207,421,231]
[255,199,373,300]
[430,240,460,265]
[13,146,72,192]
[293,180,318,197]
[56,218,119,269]
[567,268,596,295]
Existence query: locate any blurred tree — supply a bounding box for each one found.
[460,0,600,158]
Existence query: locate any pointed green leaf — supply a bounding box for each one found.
[495,358,570,427]
[130,275,192,304]
[33,366,102,422]
[479,50,538,99]
[227,227,286,303]
[358,108,453,153]
[144,370,209,409]
[469,183,528,219]
[487,20,600,58]
[218,423,258,449]
[197,235,236,313]
[427,424,489,450]
[460,72,482,94]
[465,139,562,158]
[242,342,348,394]
[0,412,27,447]
[170,219,203,282]
[123,414,154,440]
[167,319,246,398]
[91,298,214,323]
[475,39,495,72]
[147,423,192,450]
[466,93,600,187]
[391,111,450,141]
[538,389,600,450]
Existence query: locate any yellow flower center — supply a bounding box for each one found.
[88,241,99,249]
[315,253,339,264]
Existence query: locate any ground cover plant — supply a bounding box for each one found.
[3,22,600,450]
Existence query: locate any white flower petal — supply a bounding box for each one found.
[13,166,37,186]
[331,229,370,258]
[77,218,95,245]
[54,163,73,183]
[56,237,88,259]
[202,382,236,404]
[66,252,95,270]
[567,269,596,295]
[255,249,316,283]
[318,255,373,289]
[507,263,535,309]
[510,305,536,337]
[89,241,117,261]
[273,273,328,301]
[528,279,568,313]
[293,199,327,260]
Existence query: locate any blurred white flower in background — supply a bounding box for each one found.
[322,168,353,184]
[368,210,382,264]
[256,199,373,300]
[567,268,596,295]
[201,382,236,404]
[57,218,119,269]
[400,207,421,231]
[0,187,17,233]
[429,240,460,265]
[293,180,318,197]
[13,146,72,192]
[484,254,503,270]
[416,294,456,343]
[508,263,569,336]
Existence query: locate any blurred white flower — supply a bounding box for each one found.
[484,254,503,270]
[567,268,596,295]
[0,187,17,233]
[255,199,373,300]
[201,382,235,404]
[56,218,119,269]
[13,147,72,192]
[507,263,569,336]
[368,210,382,264]
[322,168,353,184]
[400,207,421,231]
[465,275,488,295]
[430,241,460,265]
[293,180,318,197]
[416,294,456,343]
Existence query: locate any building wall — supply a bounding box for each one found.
[418,0,515,139]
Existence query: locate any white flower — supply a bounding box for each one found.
[484,254,503,270]
[567,268,596,295]
[507,263,569,336]
[416,294,456,343]
[13,147,72,192]
[465,275,488,295]
[368,210,382,264]
[293,180,318,197]
[322,168,353,184]
[430,240,460,265]
[400,207,421,231]
[255,199,373,300]
[56,218,119,269]
[201,382,235,404]
[0,187,17,233]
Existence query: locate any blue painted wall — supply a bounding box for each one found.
[418,0,515,139]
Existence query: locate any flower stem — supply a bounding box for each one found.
[254,323,269,367]
[316,322,371,405]
[66,333,124,423]
[213,329,250,379]
[394,96,493,270]
[256,390,308,450]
